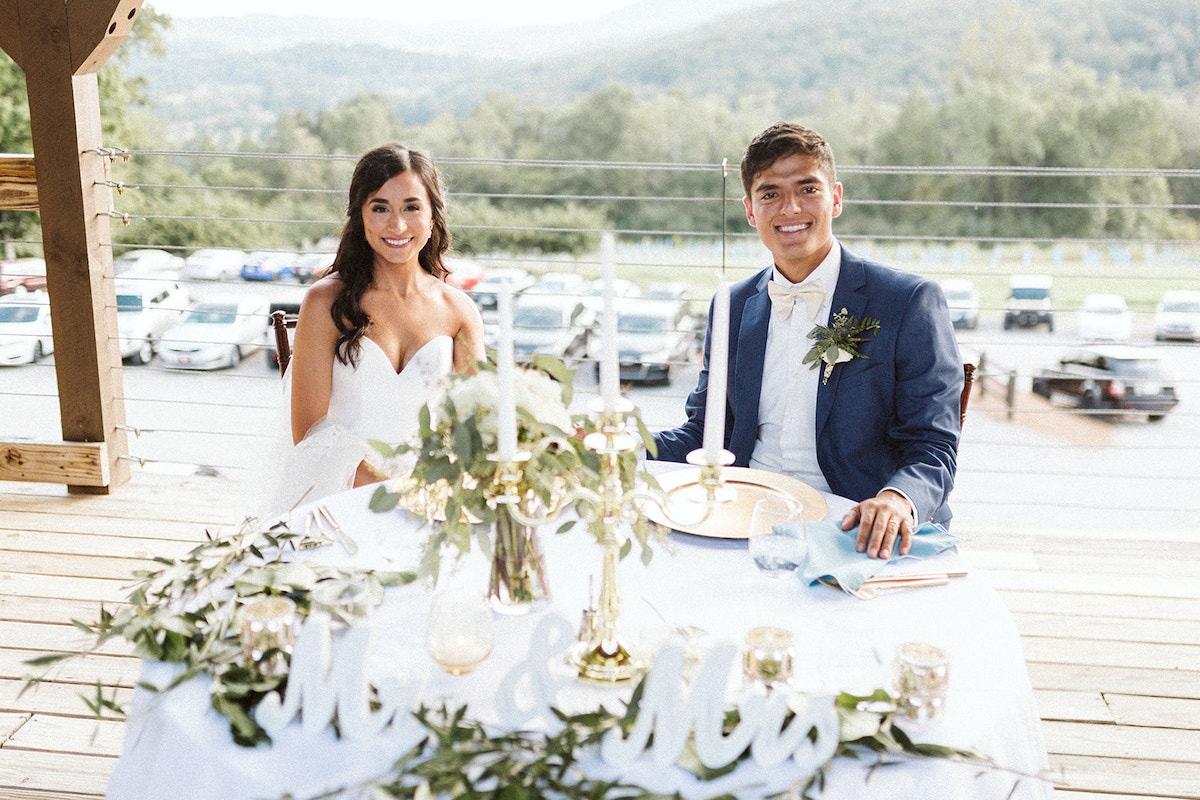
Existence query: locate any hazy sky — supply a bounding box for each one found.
[145,0,636,26]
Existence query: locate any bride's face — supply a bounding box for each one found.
[360,170,433,271]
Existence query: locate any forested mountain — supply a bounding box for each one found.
[127,0,1200,146]
[8,0,1200,256]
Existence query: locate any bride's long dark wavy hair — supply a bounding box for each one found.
[328,144,451,366]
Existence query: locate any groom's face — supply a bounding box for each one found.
[743,153,843,283]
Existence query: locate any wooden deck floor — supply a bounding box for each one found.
[2,472,1198,799]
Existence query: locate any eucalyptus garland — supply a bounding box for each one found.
[23,517,416,746]
[23,521,1043,797]
[301,683,1039,800]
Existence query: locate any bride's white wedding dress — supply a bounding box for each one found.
[265,335,453,516]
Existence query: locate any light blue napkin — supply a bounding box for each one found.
[784,519,961,590]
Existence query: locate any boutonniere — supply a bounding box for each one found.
[804,307,881,384]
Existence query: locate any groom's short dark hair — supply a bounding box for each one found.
[740,122,837,196]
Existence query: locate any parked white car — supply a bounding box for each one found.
[1154,289,1200,342]
[113,248,185,278]
[114,278,189,364]
[183,248,247,282]
[0,292,54,365]
[158,296,270,370]
[941,278,980,330]
[1076,293,1132,342]
[1004,274,1054,330]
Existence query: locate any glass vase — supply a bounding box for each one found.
[488,503,550,614]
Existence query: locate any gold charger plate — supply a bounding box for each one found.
[645,466,827,539]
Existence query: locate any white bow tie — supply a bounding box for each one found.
[767,278,826,321]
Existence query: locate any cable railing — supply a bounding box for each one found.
[3,150,1198,529]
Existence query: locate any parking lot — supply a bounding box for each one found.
[3,274,1198,533]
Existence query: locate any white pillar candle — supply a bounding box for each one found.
[599,233,619,410]
[496,280,517,462]
[703,282,730,464]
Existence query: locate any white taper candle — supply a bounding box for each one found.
[496,280,517,462]
[702,281,730,464]
[599,233,619,410]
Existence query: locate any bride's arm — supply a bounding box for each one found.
[290,279,341,445]
[449,287,486,373]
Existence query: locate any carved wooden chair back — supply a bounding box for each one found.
[270,309,298,377]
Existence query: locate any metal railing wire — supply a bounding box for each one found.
[3,150,1198,525]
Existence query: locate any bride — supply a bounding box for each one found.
[268,144,484,515]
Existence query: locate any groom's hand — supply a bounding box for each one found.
[842,490,914,560]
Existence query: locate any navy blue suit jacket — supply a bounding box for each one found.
[652,247,963,526]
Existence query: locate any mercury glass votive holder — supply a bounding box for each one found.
[425,589,494,675]
[893,641,950,724]
[238,595,298,676]
[742,625,795,689]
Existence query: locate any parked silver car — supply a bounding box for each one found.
[511,297,591,364]
[607,299,695,385]
[157,296,270,370]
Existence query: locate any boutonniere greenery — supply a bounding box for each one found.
[804,307,881,384]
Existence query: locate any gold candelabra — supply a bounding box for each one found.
[493,397,731,683]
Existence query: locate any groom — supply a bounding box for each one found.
[653,122,963,561]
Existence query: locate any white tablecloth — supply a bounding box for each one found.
[107,477,1054,800]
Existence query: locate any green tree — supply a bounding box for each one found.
[854,3,1182,241]
[0,7,172,255]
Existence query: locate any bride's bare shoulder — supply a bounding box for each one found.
[301,274,344,312]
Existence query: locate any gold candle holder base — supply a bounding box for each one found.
[570,638,642,683]
[681,447,737,505]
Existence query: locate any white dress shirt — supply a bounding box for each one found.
[749,245,841,495]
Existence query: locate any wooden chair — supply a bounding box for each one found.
[270,309,298,376]
[960,363,977,427]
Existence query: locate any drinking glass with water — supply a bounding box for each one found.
[748,496,806,577]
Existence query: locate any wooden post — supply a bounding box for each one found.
[0,0,144,493]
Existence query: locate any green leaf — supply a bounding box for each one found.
[23,651,75,668]
[453,420,474,464]
[374,570,418,586]
[368,438,398,458]
[369,485,401,513]
[676,735,739,781]
[211,692,271,747]
[529,353,573,388]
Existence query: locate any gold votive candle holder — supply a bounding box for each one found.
[742,625,795,689]
[238,595,298,676]
[893,641,950,724]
